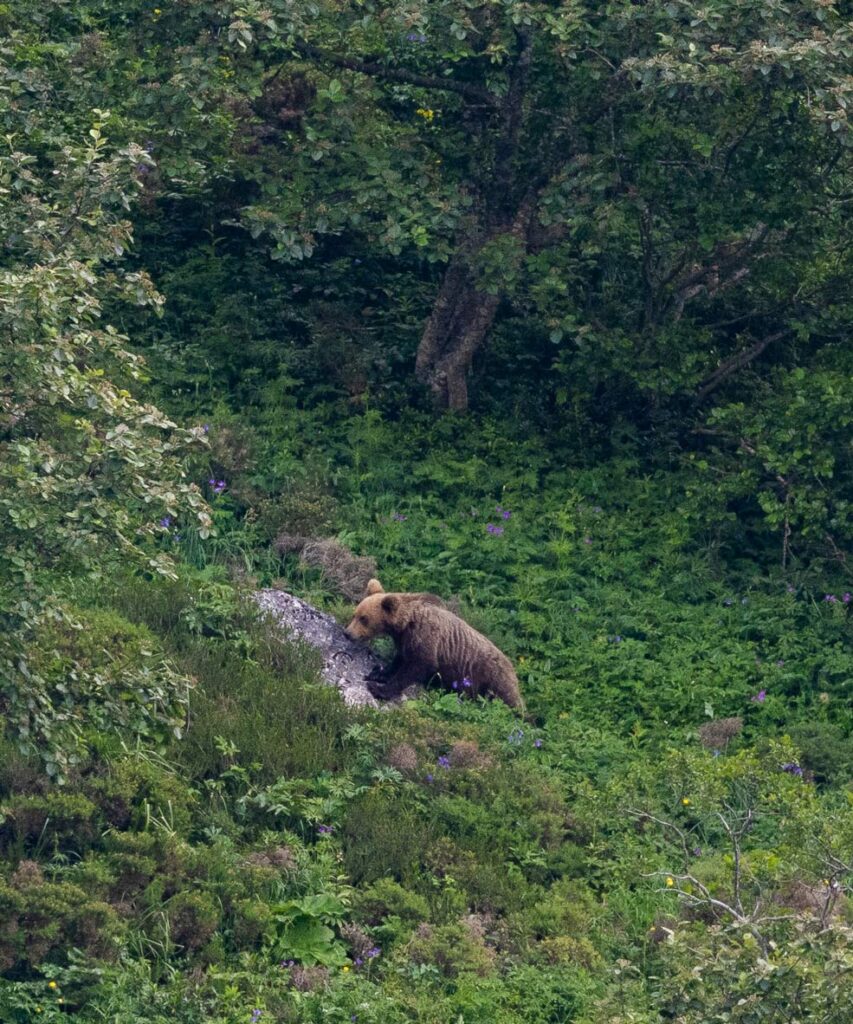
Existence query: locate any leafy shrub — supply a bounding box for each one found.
[353,878,431,927]
[264,893,349,966]
[258,479,340,539]
[653,924,853,1024]
[164,890,221,954]
[788,721,853,786]
[0,115,211,776]
[0,869,121,971]
[84,751,197,836]
[12,607,191,779]
[232,898,273,948]
[397,919,496,978]
[1,792,99,855]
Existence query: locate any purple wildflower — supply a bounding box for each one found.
[366,946,381,958]
[843,593,851,604]
[692,847,702,857]
[508,728,525,745]
[437,755,450,769]
[824,594,837,603]
[495,505,512,520]
[316,824,334,834]
[462,678,472,688]
[202,424,210,434]
[781,762,804,777]
[750,690,766,704]
[354,957,363,967]
[451,680,459,689]
[251,1011,263,1023]
[159,515,172,528]
[583,536,592,545]
[406,31,427,43]
[486,523,504,535]
[280,959,295,968]
[208,478,227,495]
[392,512,407,522]
[786,584,795,594]
[534,738,543,749]
[425,773,434,783]
[610,635,623,643]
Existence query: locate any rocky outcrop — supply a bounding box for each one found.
[254,589,411,707]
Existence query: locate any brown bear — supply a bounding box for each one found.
[344,580,522,709]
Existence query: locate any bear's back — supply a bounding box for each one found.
[402,603,520,706]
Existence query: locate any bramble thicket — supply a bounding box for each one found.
[0,2,852,1022]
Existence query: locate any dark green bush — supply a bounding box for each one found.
[0,867,121,971]
[1,792,99,855]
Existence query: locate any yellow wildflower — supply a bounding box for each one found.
[682,798,690,806]
[415,107,435,122]
[48,982,57,990]
[665,877,675,887]
[342,965,350,972]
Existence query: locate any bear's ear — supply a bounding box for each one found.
[381,594,399,616]
[366,578,385,596]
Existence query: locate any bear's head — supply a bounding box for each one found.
[344,579,446,640]
[344,588,407,641]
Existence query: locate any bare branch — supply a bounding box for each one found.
[287,41,498,107]
[646,870,747,924]
[696,329,791,400]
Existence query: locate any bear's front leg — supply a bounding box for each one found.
[366,651,402,684]
[367,662,425,701]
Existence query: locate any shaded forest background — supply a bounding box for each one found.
[1,2,852,1021]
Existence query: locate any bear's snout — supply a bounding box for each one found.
[344,618,369,641]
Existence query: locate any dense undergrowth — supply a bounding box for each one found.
[2,406,851,1023]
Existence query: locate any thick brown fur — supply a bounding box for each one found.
[345,580,522,710]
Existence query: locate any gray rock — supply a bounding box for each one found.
[253,589,413,708]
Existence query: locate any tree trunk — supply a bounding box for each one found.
[414,29,538,412]
[415,193,538,411]
[415,255,501,410]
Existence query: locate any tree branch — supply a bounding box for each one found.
[287,41,498,107]
[492,28,535,211]
[696,329,790,401]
